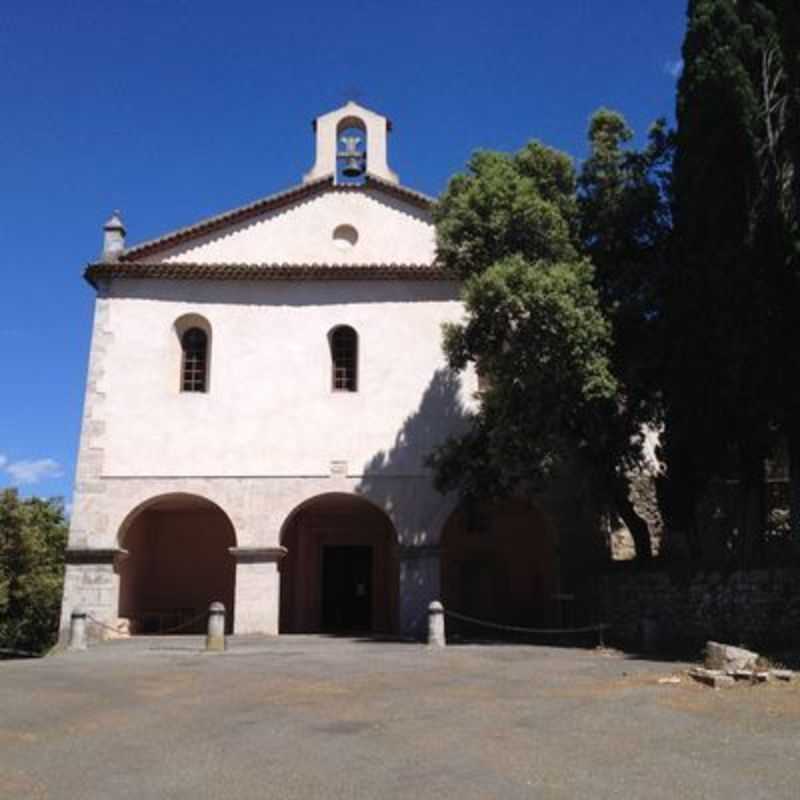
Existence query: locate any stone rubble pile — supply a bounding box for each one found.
[687,641,795,688]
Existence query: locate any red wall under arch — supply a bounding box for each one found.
[118,494,236,634]
[440,499,559,633]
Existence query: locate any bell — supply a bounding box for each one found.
[342,156,365,177]
[338,135,365,178]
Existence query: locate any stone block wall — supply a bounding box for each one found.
[598,568,800,651]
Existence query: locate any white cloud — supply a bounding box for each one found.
[0,453,6,469]
[5,458,63,485]
[664,59,684,79]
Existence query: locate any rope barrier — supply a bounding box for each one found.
[0,647,41,659]
[86,614,125,635]
[443,609,609,638]
[87,610,209,636]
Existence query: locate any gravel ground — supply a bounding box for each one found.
[1,635,798,799]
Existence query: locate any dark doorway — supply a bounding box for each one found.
[322,546,372,632]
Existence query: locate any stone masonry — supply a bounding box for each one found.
[600,567,800,651]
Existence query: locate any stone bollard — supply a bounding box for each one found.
[428,601,446,648]
[206,602,226,652]
[69,607,88,651]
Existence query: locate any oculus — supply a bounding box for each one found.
[333,224,359,249]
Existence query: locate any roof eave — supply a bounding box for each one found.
[118,176,335,262]
[84,261,455,288]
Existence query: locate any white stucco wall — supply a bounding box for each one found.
[157,189,434,266]
[64,171,469,639]
[100,278,475,479]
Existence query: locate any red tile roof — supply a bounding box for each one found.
[85,261,454,288]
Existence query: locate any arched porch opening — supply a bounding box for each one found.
[279,493,398,634]
[440,499,558,637]
[118,493,236,634]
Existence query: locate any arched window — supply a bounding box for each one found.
[181,327,208,392]
[330,326,358,392]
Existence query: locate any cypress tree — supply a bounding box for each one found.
[753,0,800,544]
[664,0,771,562]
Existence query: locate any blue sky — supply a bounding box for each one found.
[0,1,686,505]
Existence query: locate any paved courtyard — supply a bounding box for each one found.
[1,636,798,799]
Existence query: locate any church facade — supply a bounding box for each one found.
[60,103,589,641]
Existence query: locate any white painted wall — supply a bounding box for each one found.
[101,278,476,478]
[157,189,434,266]
[65,106,473,639]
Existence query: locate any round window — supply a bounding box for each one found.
[332,224,359,249]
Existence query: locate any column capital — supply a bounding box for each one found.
[65,547,128,565]
[228,546,288,564]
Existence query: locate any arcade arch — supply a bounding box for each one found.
[279,493,399,635]
[117,493,236,634]
[440,499,559,636]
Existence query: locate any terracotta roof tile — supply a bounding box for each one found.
[85,261,454,288]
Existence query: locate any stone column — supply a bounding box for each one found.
[59,548,127,642]
[398,545,441,640]
[229,547,287,635]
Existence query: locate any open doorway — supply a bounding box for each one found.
[322,545,373,632]
[280,493,398,634]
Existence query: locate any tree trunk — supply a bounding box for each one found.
[612,476,653,563]
[655,424,700,561]
[787,423,800,549]
[738,452,766,568]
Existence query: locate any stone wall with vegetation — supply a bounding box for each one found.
[599,567,800,652]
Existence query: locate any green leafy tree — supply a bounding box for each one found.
[0,489,68,655]
[430,143,618,533]
[434,143,579,279]
[431,255,617,495]
[578,109,675,560]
